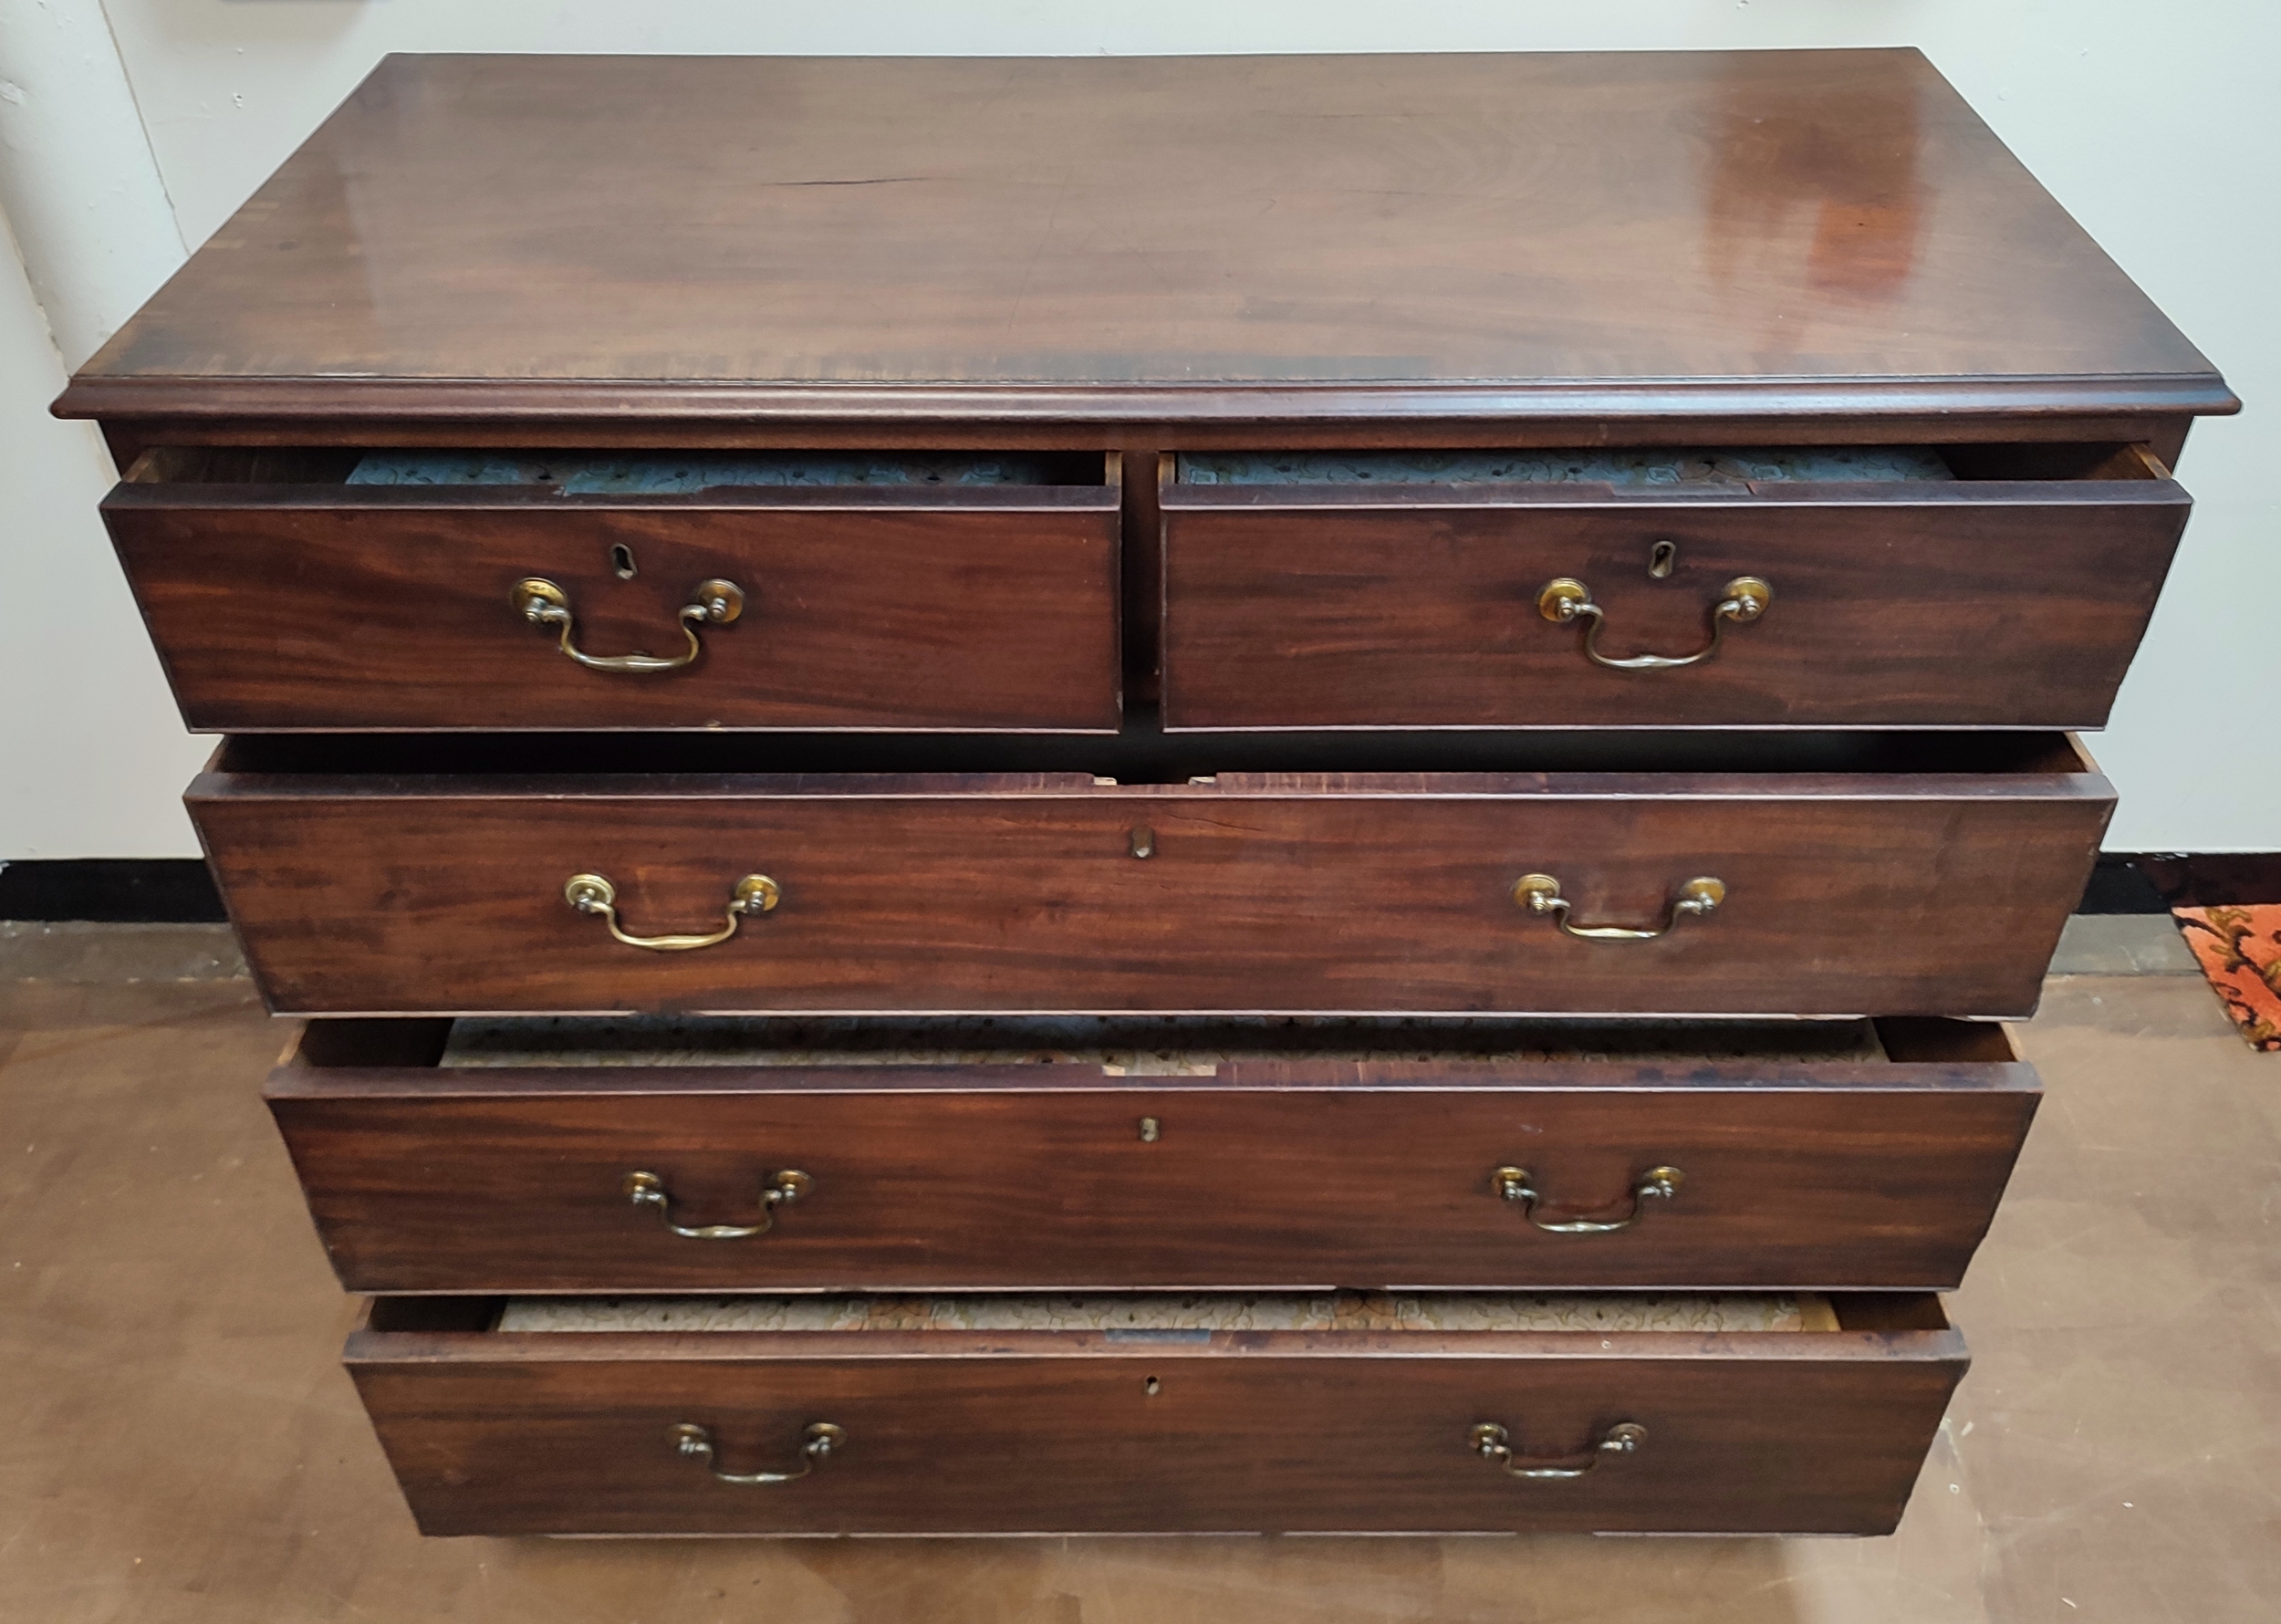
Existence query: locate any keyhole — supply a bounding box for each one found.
[1648,540,1677,578]
[1143,1376,1161,1396]
[1130,826,1156,859]
[610,544,638,579]
[1138,1117,1161,1143]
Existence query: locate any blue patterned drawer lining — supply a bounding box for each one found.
[1175,447,1953,486]
[347,453,1054,492]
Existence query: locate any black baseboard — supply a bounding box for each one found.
[2078,855,2172,914]
[0,859,227,923]
[2126,854,2281,910]
[2080,853,2281,911]
[3,853,2277,924]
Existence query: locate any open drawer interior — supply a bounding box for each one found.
[365,1289,1954,1338]
[488,1290,1845,1334]
[210,725,2099,784]
[292,1014,2022,1077]
[1172,442,2170,488]
[125,446,1120,490]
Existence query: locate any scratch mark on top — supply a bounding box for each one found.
[769,177,932,188]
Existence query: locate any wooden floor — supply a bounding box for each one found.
[2,924,2276,1623]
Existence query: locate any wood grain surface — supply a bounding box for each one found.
[268,1019,2036,1294]
[344,1295,1965,1536]
[1162,474,2188,731]
[108,480,1120,733]
[58,52,2231,427]
[188,752,2111,1016]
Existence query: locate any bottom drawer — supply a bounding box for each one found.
[348,1290,1963,1536]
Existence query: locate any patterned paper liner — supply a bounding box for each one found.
[1175,446,1954,487]
[496,1291,1829,1336]
[348,453,1052,491]
[441,1015,1887,1072]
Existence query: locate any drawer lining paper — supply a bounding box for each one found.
[496,1291,1836,1335]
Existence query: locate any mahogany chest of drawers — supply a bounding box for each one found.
[61,48,2233,1536]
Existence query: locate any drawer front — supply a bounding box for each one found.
[346,1297,1964,1536]
[272,1023,2035,1295]
[1161,479,2189,730]
[106,484,1120,732]
[193,758,2110,1017]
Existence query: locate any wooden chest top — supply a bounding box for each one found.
[58,50,2231,426]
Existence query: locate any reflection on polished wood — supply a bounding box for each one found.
[59,51,2231,426]
[1701,63,1928,309]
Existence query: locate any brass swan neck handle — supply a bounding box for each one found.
[624,1169,812,1239]
[564,871,779,952]
[1470,1421,1646,1480]
[1537,575,1769,670]
[1494,1164,1684,1233]
[1512,873,1724,941]
[514,575,744,672]
[672,1421,844,1484]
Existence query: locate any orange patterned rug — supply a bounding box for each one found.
[2174,905,2281,1051]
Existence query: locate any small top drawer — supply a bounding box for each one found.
[104,447,1122,733]
[1161,442,2190,731]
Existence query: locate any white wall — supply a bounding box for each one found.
[0,0,205,858]
[5,1,2276,854]
[0,213,211,857]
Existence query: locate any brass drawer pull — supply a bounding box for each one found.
[1512,873,1724,941]
[624,1169,812,1238]
[672,1421,844,1484]
[1536,574,1770,669]
[514,575,745,672]
[1470,1421,1646,1480]
[1494,1164,1683,1233]
[563,871,779,952]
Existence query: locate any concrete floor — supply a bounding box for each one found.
[2,927,2276,1623]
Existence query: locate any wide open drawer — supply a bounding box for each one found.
[346,1290,1964,1536]
[192,733,2110,1017]
[273,1016,2034,1295]
[1161,442,2189,730]
[106,447,1121,732]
